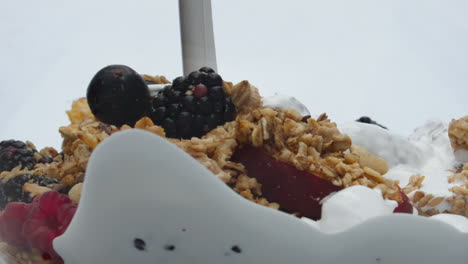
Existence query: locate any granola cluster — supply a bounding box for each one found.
[402,164,468,217]
[401,115,468,217]
[448,116,468,152]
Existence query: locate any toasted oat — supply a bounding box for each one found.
[68,183,83,204]
[141,74,170,84]
[230,81,262,114]
[350,145,389,175]
[448,116,468,152]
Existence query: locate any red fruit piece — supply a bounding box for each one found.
[0,202,30,248]
[393,187,413,214]
[232,146,343,220]
[193,84,208,98]
[56,203,77,234]
[34,191,72,218]
[0,191,76,263]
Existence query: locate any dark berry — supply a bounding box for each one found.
[192,114,205,135]
[182,96,196,112]
[193,84,208,98]
[134,238,146,251]
[37,156,53,164]
[206,114,222,130]
[167,90,181,103]
[208,86,224,100]
[167,104,182,118]
[357,116,372,123]
[172,76,188,91]
[204,72,223,87]
[196,96,212,114]
[188,71,206,85]
[199,66,215,73]
[0,174,60,209]
[162,85,173,97]
[150,71,236,139]
[223,98,236,122]
[162,118,177,137]
[152,95,167,108]
[213,101,224,113]
[176,112,193,129]
[0,140,37,173]
[87,65,151,126]
[152,106,167,122]
[356,116,387,129]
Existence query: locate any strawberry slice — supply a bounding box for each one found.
[232,146,342,220]
[232,146,413,219]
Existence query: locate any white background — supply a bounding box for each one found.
[0,0,467,149]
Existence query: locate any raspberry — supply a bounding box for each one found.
[34,191,72,218]
[0,140,37,173]
[0,191,76,262]
[0,202,29,248]
[150,67,236,139]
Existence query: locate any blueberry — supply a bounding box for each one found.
[199,66,215,73]
[87,65,151,126]
[204,72,223,87]
[208,86,224,100]
[356,116,372,124]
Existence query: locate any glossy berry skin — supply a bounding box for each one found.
[203,72,223,87]
[150,68,236,139]
[199,66,215,73]
[87,65,151,127]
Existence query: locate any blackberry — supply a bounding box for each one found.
[149,68,236,139]
[0,174,61,209]
[356,116,387,129]
[0,140,37,173]
[199,66,215,74]
[87,65,151,126]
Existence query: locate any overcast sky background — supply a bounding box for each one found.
[0,0,466,149]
